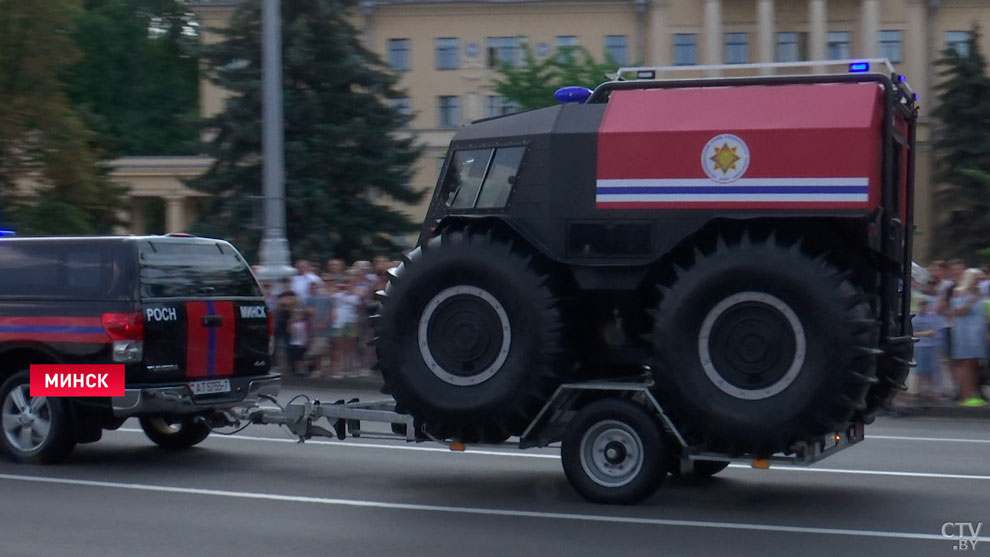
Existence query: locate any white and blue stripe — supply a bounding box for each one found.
[596,178,869,203]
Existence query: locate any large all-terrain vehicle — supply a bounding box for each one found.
[375,60,915,461]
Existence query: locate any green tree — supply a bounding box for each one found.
[66,0,200,156]
[494,44,615,110]
[0,0,125,234]
[188,0,423,261]
[932,24,990,260]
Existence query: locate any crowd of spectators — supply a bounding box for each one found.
[259,257,394,379]
[903,259,990,411]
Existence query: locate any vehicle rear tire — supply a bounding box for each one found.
[561,399,666,504]
[0,370,76,463]
[374,227,569,443]
[139,415,211,449]
[650,234,879,455]
[862,332,913,423]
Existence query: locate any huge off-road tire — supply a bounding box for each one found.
[0,370,76,464]
[862,331,913,423]
[650,234,880,456]
[374,228,569,443]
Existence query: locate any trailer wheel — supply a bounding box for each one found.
[375,227,569,443]
[0,370,76,464]
[139,415,211,449]
[651,234,879,455]
[561,399,666,504]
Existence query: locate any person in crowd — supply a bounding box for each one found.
[287,307,309,376]
[949,268,988,407]
[274,278,298,372]
[305,281,333,376]
[330,271,363,377]
[326,258,347,284]
[911,296,948,405]
[291,259,323,304]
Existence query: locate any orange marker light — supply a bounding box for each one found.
[449,442,466,452]
[751,459,771,469]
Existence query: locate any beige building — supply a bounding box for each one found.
[122,0,990,260]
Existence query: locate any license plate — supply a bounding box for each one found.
[189,379,231,396]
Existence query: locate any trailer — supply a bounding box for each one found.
[241,371,864,505]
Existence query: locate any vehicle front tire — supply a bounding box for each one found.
[375,227,569,443]
[0,370,76,464]
[139,415,212,449]
[561,399,667,505]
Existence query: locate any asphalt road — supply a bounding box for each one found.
[1,385,988,557]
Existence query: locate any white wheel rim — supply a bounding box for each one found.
[2,384,53,453]
[698,291,807,400]
[579,419,645,488]
[418,285,512,386]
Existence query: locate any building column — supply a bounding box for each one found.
[703,0,722,72]
[860,0,880,58]
[809,0,827,71]
[165,196,186,233]
[131,198,147,235]
[648,0,669,66]
[757,0,775,73]
[360,1,375,52]
[905,0,928,103]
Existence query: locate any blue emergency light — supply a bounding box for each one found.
[849,62,870,72]
[554,86,593,104]
[0,230,15,237]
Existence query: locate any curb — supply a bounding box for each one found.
[887,404,990,420]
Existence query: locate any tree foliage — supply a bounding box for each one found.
[493,44,615,110]
[0,0,125,234]
[66,0,200,156]
[932,24,990,260]
[188,0,423,261]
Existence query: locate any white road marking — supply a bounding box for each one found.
[868,435,990,444]
[0,472,984,543]
[115,428,990,480]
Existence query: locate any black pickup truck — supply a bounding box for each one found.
[0,235,279,463]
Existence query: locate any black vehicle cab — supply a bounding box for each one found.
[0,235,279,462]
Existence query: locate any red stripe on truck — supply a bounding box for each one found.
[185,302,209,378]
[214,301,236,376]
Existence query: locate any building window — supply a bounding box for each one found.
[605,35,629,65]
[387,38,410,71]
[437,96,459,128]
[725,32,749,64]
[776,32,806,62]
[673,34,697,66]
[389,97,412,128]
[944,31,971,57]
[878,30,902,63]
[486,95,518,118]
[435,38,459,70]
[487,37,522,68]
[555,35,579,61]
[826,31,850,60]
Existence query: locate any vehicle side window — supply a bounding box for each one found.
[476,146,525,208]
[444,146,525,210]
[0,243,126,299]
[139,241,261,298]
[446,149,492,208]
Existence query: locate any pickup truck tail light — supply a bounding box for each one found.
[102,312,144,363]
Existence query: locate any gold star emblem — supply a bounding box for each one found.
[710,142,741,175]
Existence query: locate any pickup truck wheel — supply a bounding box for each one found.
[375,227,569,443]
[0,370,76,463]
[651,234,879,455]
[561,399,666,504]
[140,416,211,449]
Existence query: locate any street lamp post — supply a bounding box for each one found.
[257,0,295,280]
